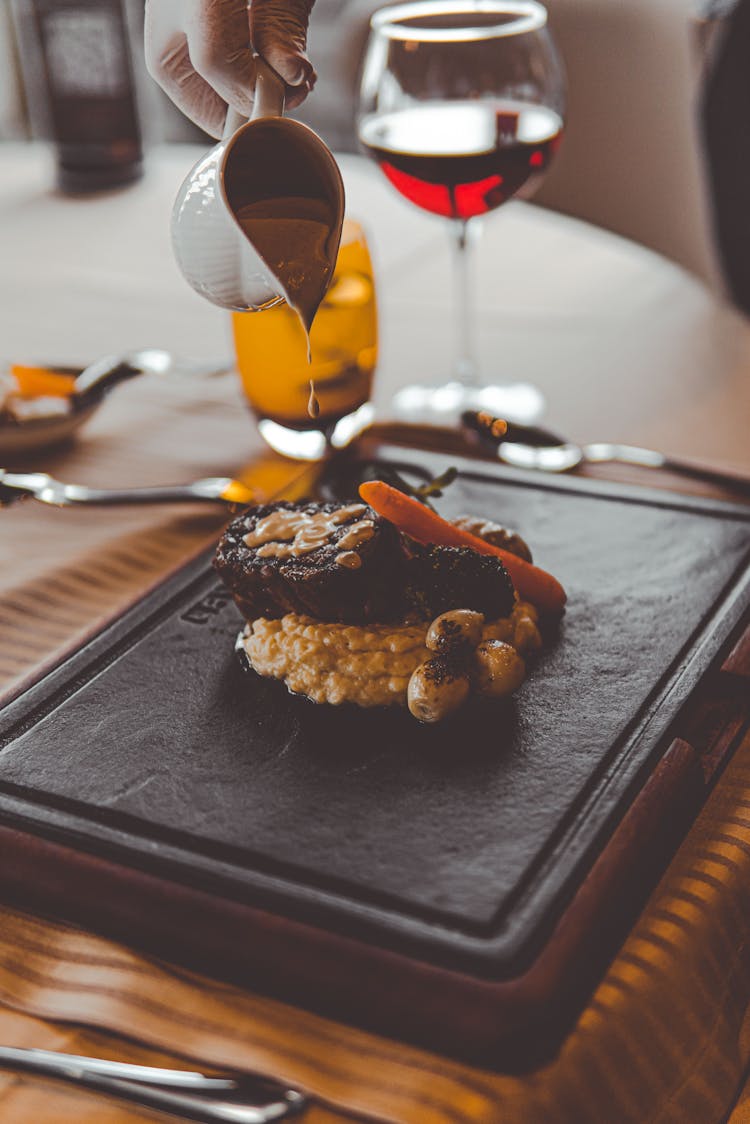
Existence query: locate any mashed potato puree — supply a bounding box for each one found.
[238,601,540,708]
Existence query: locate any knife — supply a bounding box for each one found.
[0,1046,306,1123]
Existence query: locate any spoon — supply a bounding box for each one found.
[0,470,255,508]
[0,350,231,456]
[171,58,345,316]
[462,411,750,496]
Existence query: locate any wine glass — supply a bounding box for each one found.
[358,0,565,423]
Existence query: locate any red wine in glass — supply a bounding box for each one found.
[357,0,565,422]
[359,100,563,220]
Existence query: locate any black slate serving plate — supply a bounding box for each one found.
[0,446,748,1067]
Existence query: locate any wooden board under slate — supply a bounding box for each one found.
[0,446,749,1070]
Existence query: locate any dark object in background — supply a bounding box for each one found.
[701,0,750,315]
[11,0,143,192]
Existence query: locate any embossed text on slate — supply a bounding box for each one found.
[181,585,234,625]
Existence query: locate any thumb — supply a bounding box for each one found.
[250,0,316,91]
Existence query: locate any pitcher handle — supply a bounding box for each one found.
[252,56,286,120]
[223,107,246,137]
[222,58,285,138]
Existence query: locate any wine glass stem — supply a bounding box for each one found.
[451,218,479,387]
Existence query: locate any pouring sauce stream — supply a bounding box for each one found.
[223,111,345,423]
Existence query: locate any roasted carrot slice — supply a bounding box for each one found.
[359,479,566,613]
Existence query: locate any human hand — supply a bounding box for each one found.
[145,0,316,138]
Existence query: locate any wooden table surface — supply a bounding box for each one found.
[1,143,750,1123]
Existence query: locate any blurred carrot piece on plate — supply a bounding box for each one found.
[10,365,76,398]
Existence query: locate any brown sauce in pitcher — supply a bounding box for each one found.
[234,195,337,337]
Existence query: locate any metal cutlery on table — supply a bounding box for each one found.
[7,410,749,510]
[461,411,750,496]
[0,1046,306,1122]
[0,471,255,508]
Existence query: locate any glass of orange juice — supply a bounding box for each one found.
[231,219,377,459]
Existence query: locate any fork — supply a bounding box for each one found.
[0,471,255,508]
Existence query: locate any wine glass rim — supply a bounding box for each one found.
[370,0,548,40]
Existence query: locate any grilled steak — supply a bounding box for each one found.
[214,501,406,623]
[403,543,516,621]
[214,501,517,624]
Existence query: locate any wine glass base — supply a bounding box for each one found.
[257,401,375,461]
[391,381,545,426]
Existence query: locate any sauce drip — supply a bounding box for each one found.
[336,521,376,551]
[335,551,363,569]
[307,380,320,419]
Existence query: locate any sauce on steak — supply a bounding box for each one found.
[214,501,516,624]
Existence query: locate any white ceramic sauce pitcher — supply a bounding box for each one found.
[171,58,345,314]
